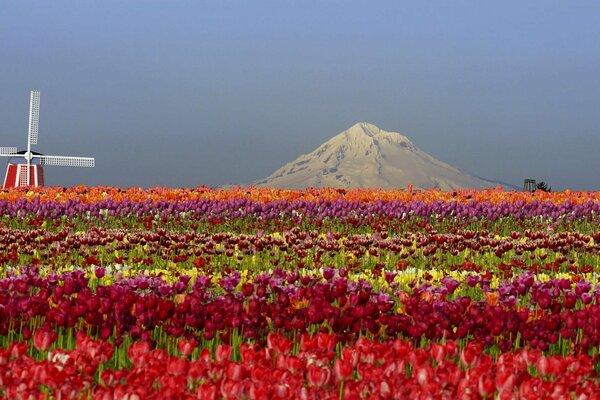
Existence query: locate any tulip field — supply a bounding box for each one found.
[0,186,599,399]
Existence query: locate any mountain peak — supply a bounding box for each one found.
[346,122,380,136]
[335,122,414,149]
[253,123,506,190]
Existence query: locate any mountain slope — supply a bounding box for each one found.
[253,122,510,190]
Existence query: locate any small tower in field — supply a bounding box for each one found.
[523,179,536,192]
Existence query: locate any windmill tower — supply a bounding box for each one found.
[1,90,95,188]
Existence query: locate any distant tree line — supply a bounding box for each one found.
[536,181,551,192]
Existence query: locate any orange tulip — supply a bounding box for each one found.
[485,292,499,307]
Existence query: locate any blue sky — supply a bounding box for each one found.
[1,1,599,190]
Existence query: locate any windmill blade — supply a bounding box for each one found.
[28,90,41,145]
[0,147,18,156]
[36,155,95,168]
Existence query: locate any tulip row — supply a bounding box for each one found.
[3,196,600,222]
[1,266,598,357]
[2,225,600,281]
[3,185,600,205]
[2,332,598,399]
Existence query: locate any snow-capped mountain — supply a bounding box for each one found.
[253,122,510,190]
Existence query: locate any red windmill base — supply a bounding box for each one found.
[3,163,45,189]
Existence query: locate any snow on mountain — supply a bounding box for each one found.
[253,122,509,190]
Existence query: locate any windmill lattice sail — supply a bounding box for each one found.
[28,90,40,145]
[39,155,95,168]
[1,90,95,188]
[0,147,17,156]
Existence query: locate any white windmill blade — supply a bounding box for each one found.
[36,155,95,168]
[28,90,41,146]
[0,147,18,156]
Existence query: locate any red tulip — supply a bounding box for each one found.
[495,370,517,393]
[274,384,291,398]
[198,383,218,400]
[414,365,433,387]
[341,347,359,368]
[215,344,232,363]
[315,333,336,354]
[281,354,303,375]
[94,267,105,279]
[177,338,196,357]
[267,333,293,356]
[220,380,243,399]
[225,363,243,381]
[167,357,189,376]
[128,341,152,367]
[334,358,353,382]
[478,372,495,398]
[497,387,517,400]
[307,365,331,387]
[459,343,481,367]
[33,329,57,351]
[430,343,446,364]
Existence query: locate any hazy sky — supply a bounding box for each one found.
[1,1,600,190]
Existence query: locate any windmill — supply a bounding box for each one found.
[1,90,95,188]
